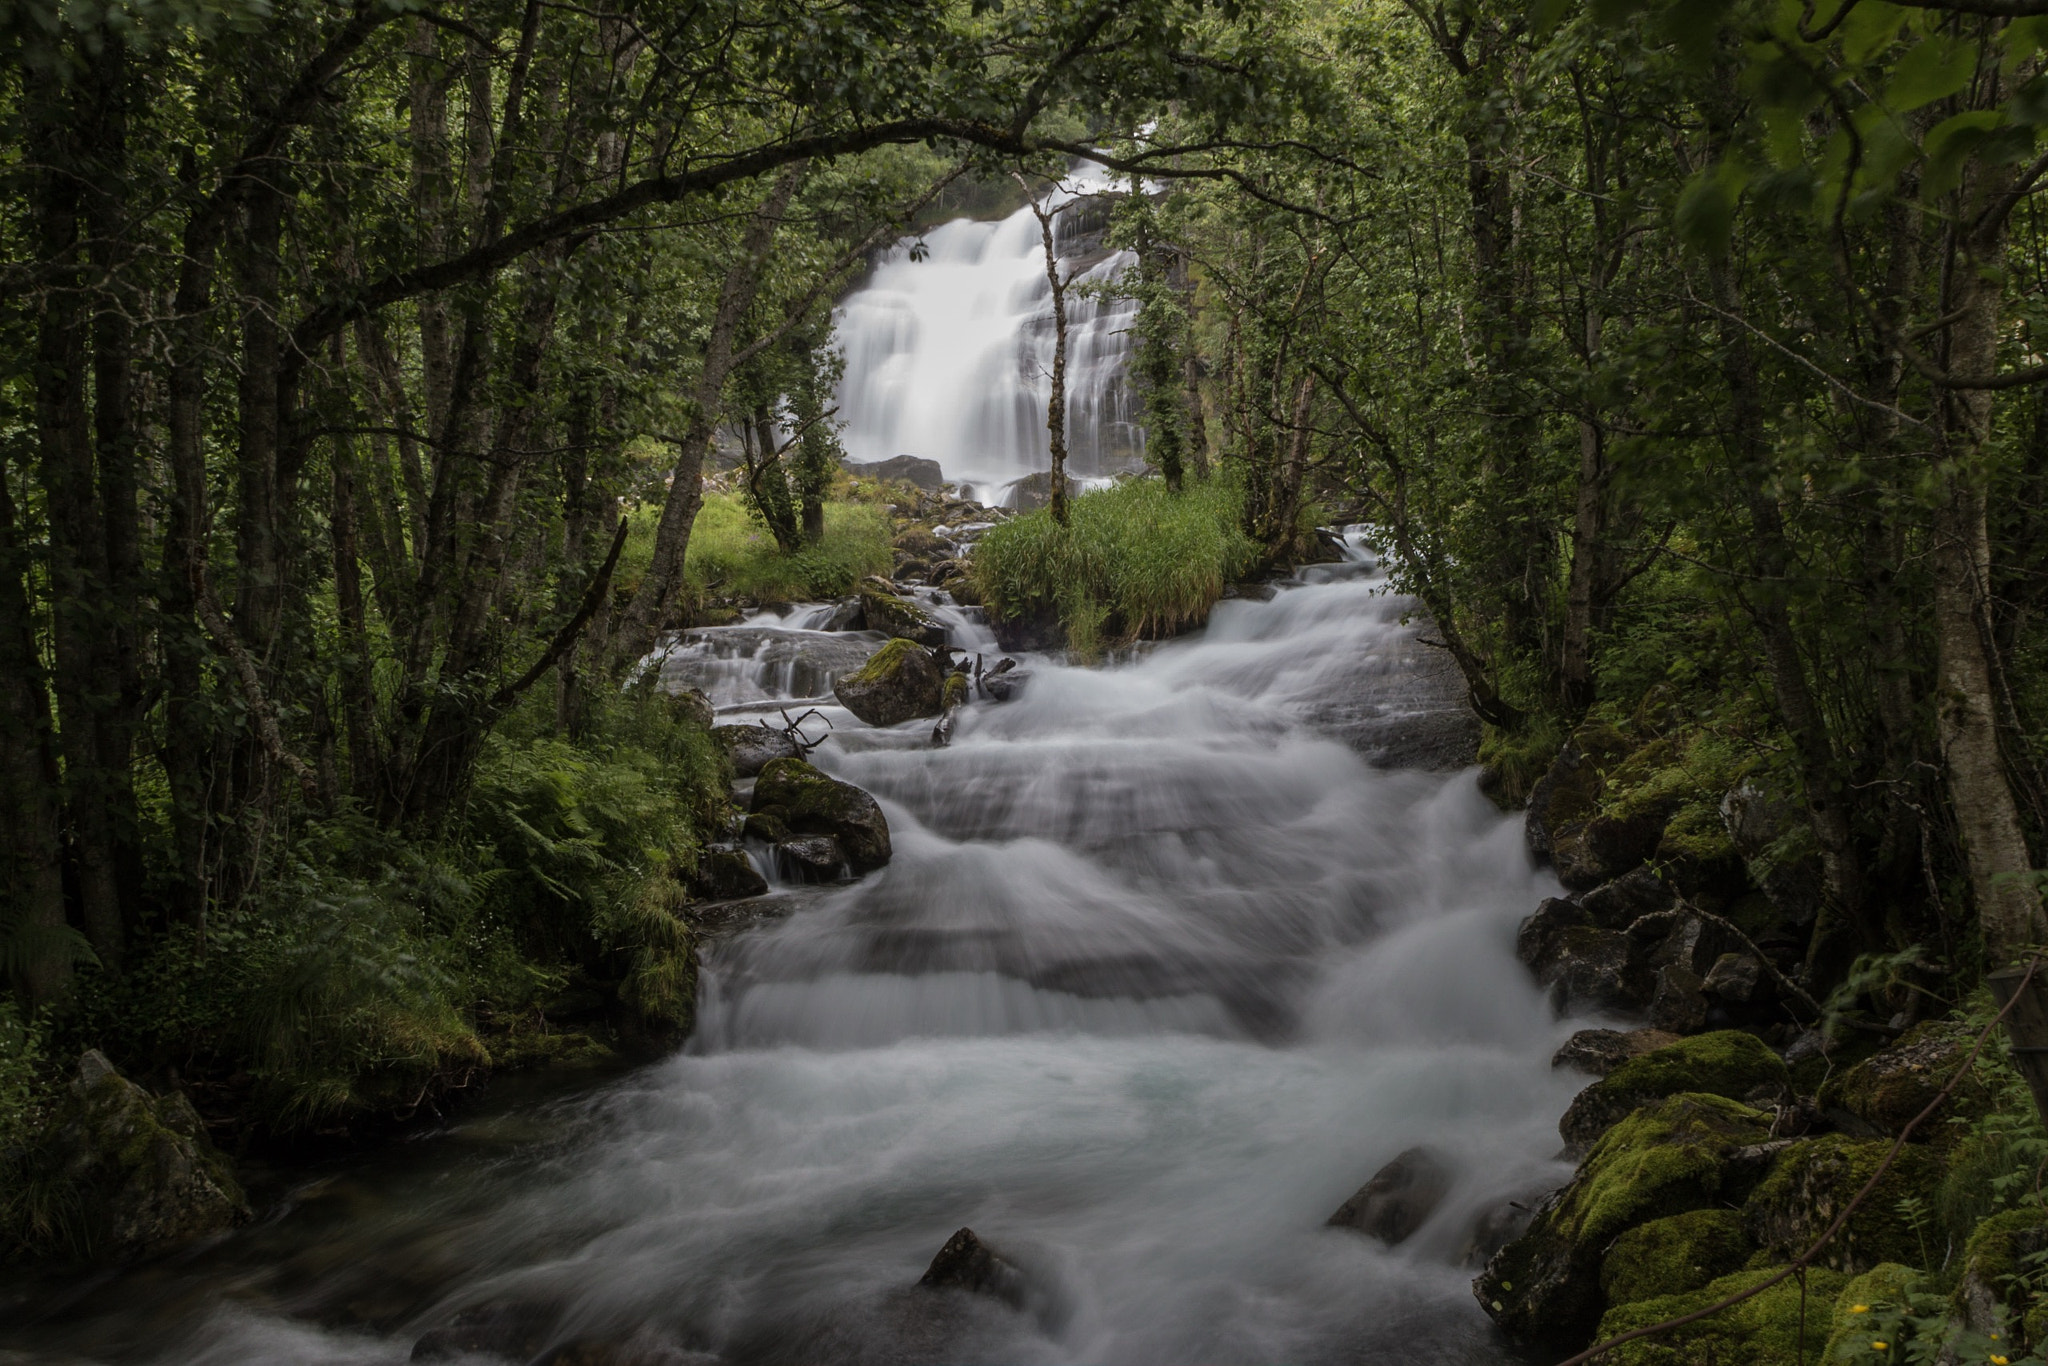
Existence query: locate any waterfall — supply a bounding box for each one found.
[832,169,1146,501]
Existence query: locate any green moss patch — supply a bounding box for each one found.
[1602,1208,1759,1307]
[1594,1265,1850,1366]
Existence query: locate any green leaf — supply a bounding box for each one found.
[1880,35,1979,113]
[2001,15,2048,75]
[2012,73,2048,129]
[1675,159,1752,258]
[1762,103,1808,168]
[1841,1,1906,66]
[1921,109,2004,200]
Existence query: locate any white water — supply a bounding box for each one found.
[6,555,1589,1366]
[833,170,1145,500]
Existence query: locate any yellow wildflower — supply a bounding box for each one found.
[1850,1305,1869,1314]
[1872,1344,1888,1353]
[1991,1355,2009,1365]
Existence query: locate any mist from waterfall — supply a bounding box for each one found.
[832,169,1144,500]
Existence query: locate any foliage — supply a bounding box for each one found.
[660,494,892,604]
[972,476,1257,652]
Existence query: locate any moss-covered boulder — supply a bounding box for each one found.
[833,637,945,726]
[893,526,950,559]
[1820,1263,1919,1364]
[1742,1135,1938,1273]
[48,1050,249,1259]
[1600,1208,1758,1308]
[714,723,799,778]
[1476,1093,1775,1347]
[1553,1027,1683,1078]
[1526,724,1628,869]
[1592,1265,1849,1365]
[751,758,892,871]
[1818,1019,1990,1140]
[1950,1208,2048,1348]
[857,579,947,647]
[1560,1031,1789,1155]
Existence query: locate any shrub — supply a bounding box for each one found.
[972,476,1257,651]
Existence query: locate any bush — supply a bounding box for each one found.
[971,476,1257,652]
[618,493,893,604]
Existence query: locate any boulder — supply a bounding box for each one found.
[689,848,767,902]
[1458,1191,1547,1269]
[1551,1028,1683,1078]
[1004,471,1082,513]
[1517,897,1591,970]
[1554,808,1670,892]
[1702,952,1766,1007]
[1821,1263,1921,1364]
[893,526,950,559]
[751,758,891,871]
[833,638,946,726]
[714,723,801,778]
[1530,923,1653,1018]
[1742,1134,1938,1273]
[665,687,715,730]
[1592,1265,1850,1366]
[918,1227,1028,1309]
[1598,1207,1756,1309]
[980,665,1029,702]
[891,558,931,583]
[857,580,947,647]
[1722,783,1825,928]
[1627,907,1739,979]
[1817,1018,1990,1139]
[1579,867,1676,929]
[945,576,984,608]
[1946,1209,2048,1348]
[1326,1147,1453,1245]
[50,1050,249,1259]
[776,834,847,882]
[1475,1093,1775,1347]
[1525,724,1628,865]
[844,454,945,492]
[1648,964,1710,1034]
[816,597,865,631]
[1558,1031,1789,1156]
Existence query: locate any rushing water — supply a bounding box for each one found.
[833,170,1144,501]
[0,551,1587,1366]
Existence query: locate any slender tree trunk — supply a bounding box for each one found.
[1021,184,1072,527]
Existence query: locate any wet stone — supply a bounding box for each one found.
[1327,1146,1453,1246]
[919,1227,1028,1309]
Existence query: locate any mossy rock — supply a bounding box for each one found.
[48,1051,250,1259]
[1601,1208,1758,1308]
[751,758,892,871]
[1561,1031,1789,1155]
[1820,1263,1919,1363]
[1818,1019,1991,1140]
[941,671,969,709]
[1592,1265,1849,1365]
[1743,1135,1939,1273]
[1476,1092,1774,1347]
[857,581,946,647]
[1950,1208,2048,1350]
[832,637,944,726]
[893,526,949,559]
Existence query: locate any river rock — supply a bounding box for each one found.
[1578,867,1675,929]
[892,558,932,583]
[1648,963,1710,1034]
[1518,900,1652,1017]
[715,723,801,778]
[50,1050,249,1259]
[817,596,865,631]
[1550,1027,1683,1077]
[751,758,891,871]
[1476,1093,1775,1348]
[844,454,945,492]
[858,577,946,647]
[1816,1018,1990,1138]
[1557,1030,1790,1156]
[1327,1147,1453,1245]
[777,834,847,882]
[1702,951,1765,1006]
[1524,725,1624,864]
[690,847,767,901]
[893,526,950,559]
[834,637,946,726]
[1458,1189,1547,1269]
[1004,471,1081,513]
[1597,1207,1757,1310]
[1743,1133,1938,1272]
[918,1227,1028,1308]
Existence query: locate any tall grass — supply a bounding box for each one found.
[619,494,893,605]
[972,477,1258,652]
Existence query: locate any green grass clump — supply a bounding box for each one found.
[972,477,1257,652]
[619,494,892,604]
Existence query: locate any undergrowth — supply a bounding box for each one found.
[618,493,892,605]
[971,476,1257,653]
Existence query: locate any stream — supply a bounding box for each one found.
[0,552,1586,1365]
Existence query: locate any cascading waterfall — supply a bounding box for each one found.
[833,169,1146,500]
[0,547,1588,1366]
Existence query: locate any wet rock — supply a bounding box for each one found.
[844,454,945,492]
[715,722,801,778]
[918,1227,1028,1309]
[1517,897,1590,970]
[1475,1093,1775,1347]
[412,1302,558,1361]
[857,580,948,648]
[1703,952,1765,1006]
[1598,1207,1756,1309]
[1578,867,1675,929]
[1743,1134,1938,1272]
[751,758,891,871]
[1459,1191,1546,1269]
[817,596,865,631]
[777,834,847,882]
[1524,920,1652,1018]
[743,810,791,843]
[1553,808,1669,892]
[1648,964,1710,1034]
[987,606,1064,653]
[1005,471,1081,513]
[1551,1027,1683,1078]
[944,576,983,608]
[689,848,767,901]
[1628,906,1739,979]
[893,526,950,559]
[50,1050,249,1259]
[1817,1018,1990,1138]
[892,558,932,583]
[1524,725,1627,865]
[1558,1031,1789,1156]
[981,664,1029,702]
[833,638,946,726]
[666,687,715,730]
[1327,1147,1453,1245]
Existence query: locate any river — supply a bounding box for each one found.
[1,549,1583,1365]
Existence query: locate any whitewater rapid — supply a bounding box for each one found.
[1,558,1588,1366]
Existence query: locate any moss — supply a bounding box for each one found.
[1477,717,1565,809]
[1576,1095,1774,1245]
[941,671,969,708]
[1953,1207,2048,1336]
[844,636,931,686]
[1819,1019,1991,1139]
[1565,1032,1790,1152]
[1655,802,1742,866]
[751,759,891,871]
[1820,1263,1919,1363]
[1601,1208,1757,1307]
[1594,1265,1850,1365]
[1744,1135,1940,1272]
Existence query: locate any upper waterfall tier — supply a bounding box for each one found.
[832,170,1144,500]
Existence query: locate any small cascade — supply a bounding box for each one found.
[833,167,1145,495]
